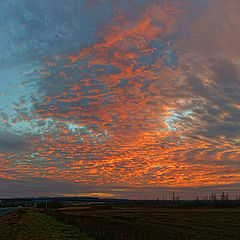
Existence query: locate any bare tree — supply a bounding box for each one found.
[221,192,226,201]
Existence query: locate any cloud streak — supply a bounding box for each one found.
[0,0,239,199]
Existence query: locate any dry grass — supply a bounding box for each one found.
[0,208,93,240]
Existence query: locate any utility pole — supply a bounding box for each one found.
[172,192,175,202]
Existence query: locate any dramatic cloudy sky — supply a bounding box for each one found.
[0,0,239,199]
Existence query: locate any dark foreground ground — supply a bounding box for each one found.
[48,206,240,240]
[0,208,93,240]
[0,206,240,240]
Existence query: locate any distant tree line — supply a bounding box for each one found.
[155,192,240,208]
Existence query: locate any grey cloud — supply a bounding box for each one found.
[0,0,113,69]
[1,177,239,199]
[180,59,240,141]
[0,133,34,152]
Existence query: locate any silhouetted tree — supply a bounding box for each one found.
[194,196,200,207]
[221,192,226,201]
[225,193,229,201]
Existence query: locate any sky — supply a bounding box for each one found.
[0,0,239,199]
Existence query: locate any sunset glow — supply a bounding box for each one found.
[0,0,239,199]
